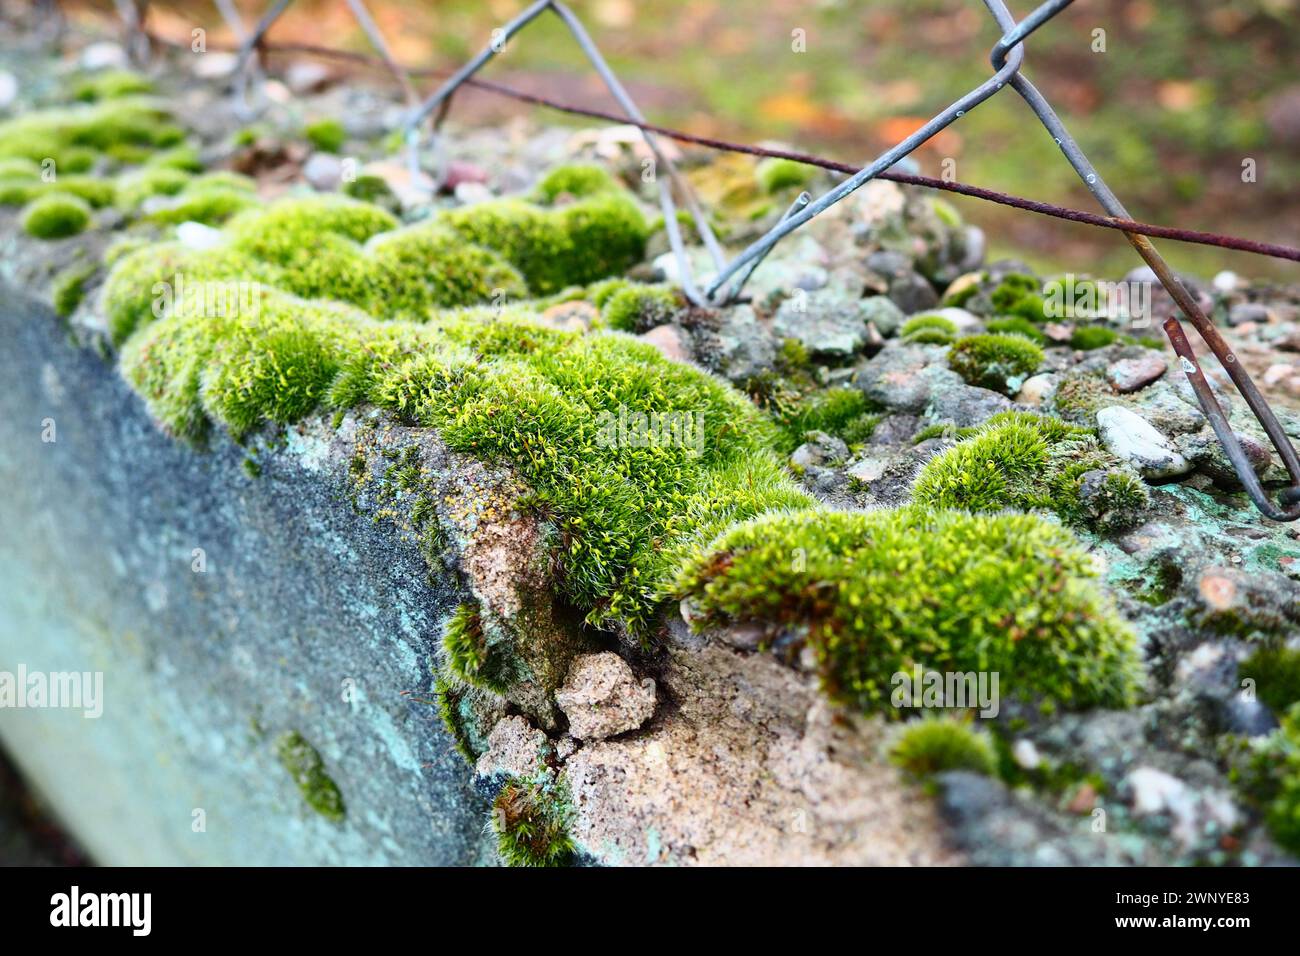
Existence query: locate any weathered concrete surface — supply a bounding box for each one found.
[0,285,494,864]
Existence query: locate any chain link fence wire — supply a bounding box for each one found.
[72,0,1300,519]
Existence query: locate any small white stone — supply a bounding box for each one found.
[176,221,226,251]
[1212,270,1239,294]
[1096,405,1192,480]
[1012,739,1041,770]
[1015,372,1058,406]
[80,42,129,71]
[1128,765,1187,816]
[0,71,18,111]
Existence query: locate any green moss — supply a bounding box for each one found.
[442,192,648,295]
[986,316,1047,343]
[1048,371,1115,426]
[534,163,619,203]
[0,157,41,178]
[491,779,574,867]
[51,262,96,318]
[900,313,958,345]
[303,118,347,153]
[772,386,878,452]
[21,192,91,239]
[434,675,488,763]
[890,716,997,780]
[990,272,1049,323]
[599,283,679,333]
[677,506,1138,714]
[144,185,258,225]
[441,603,515,694]
[0,175,115,209]
[1071,325,1120,350]
[0,100,183,172]
[947,333,1044,394]
[1239,646,1300,715]
[116,166,192,211]
[343,173,400,212]
[912,410,1147,531]
[72,69,153,102]
[755,157,813,194]
[145,144,204,173]
[275,731,345,822]
[1235,703,1300,855]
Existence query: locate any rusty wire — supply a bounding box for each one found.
[103,0,1300,519]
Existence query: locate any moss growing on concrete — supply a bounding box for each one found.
[755,156,813,194]
[0,99,183,172]
[676,506,1139,715]
[275,731,345,822]
[21,192,91,239]
[303,118,347,153]
[948,333,1044,395]
[985,316,1047,343]
[890,716,998,780]
[441,603,516,694]
[491,778,575,867]
[72,69,153,102]
[115,166,191,211]
[912,411,1148,531]
[598,282,680,333]
[1234,703,1300,855]
[900,313,957,345]
[51,261,97,318]
[990,272,1049,323]
[534,163,619,203]
[1071,325,1120,350]
[1239,645,1300,716]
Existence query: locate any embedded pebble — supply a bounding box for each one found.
[1096,405,1192,480]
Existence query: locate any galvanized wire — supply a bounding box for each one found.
[112,0,1300,519]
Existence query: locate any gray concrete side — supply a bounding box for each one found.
[0,285,493,865]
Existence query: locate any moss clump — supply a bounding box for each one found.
[0,100,183,172]
[72,69,153,102]
[534,163,618,203]
[442,191,648,295]
[441,603,515,694]
[116,166,192,211]
[990,272,1049,323]
[912,410,1147,531]
[900,313,958,345]
[771,385,879,453]
[1235,703,1300,855]
[343,173,400,212]
[986,316,1047,343]
[599,282,679,333]
[51,262,96,318]
[144,183,258,225]
[120,285,805,633]
[275,731,345,822]
[1,175,115,208]
[755,156,813,194]
[303,118,347,153]
[1048,371,1116,426]
[0,157,41,178]
[890,717,998,780]
[676,506,1139,715]
[492,779,574,867]
[1239,645,1300,715]
[21,192,91,239]
[948,333,1044,394]
[145,144,204,173]
[1071,325,1120,350]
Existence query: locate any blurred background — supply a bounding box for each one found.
[14,0,1300,275]
[42,1,1300,280]
[50,0,1299,284]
